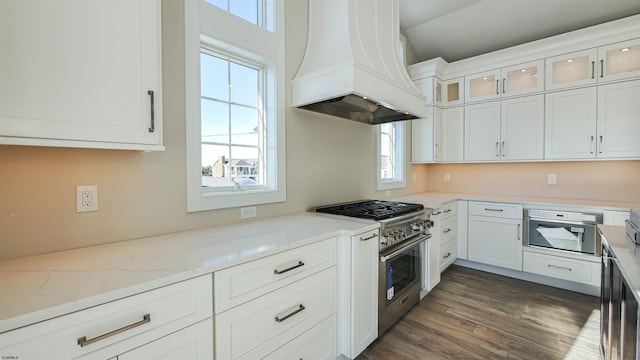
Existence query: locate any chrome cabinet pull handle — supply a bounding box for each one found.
[78,314,151,347]
[484,208,504,212]
[360,233,378,241]
[502,78,506,94]
[443,209,452,213]
[600,59,604,78]
[599,135,603,153]
[443,252,452,259]
[432,211,442,216]
[501,141,505,156]
[548,264,572,272]
[435,143,439,158]
[517,224,521,240]
[496,80,499,95]
[590,136,595,154]
[275,304,305,323]
[591,61,595,79]
[495,142,500,157]
[147,90,155,133]
[274,261,305,275]
[443,228,452,233]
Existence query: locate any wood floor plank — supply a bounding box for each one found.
[357,265,600,360]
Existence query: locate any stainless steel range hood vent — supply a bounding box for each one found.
[291,0,427,125]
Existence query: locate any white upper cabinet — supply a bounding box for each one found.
[546,49,598,90]
[413,77,442,106]
[464,60,544,103]
[464,95,544,161]
[442,77,464,106]
[441,107,464,162]
[598,38,640,82]
[545,87,597,159]
[597,79,640,158]
[0,0,163,150]
[546,39,640,90]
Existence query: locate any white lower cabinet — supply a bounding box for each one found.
[0,275,213,360]
[467,202,523,271]
[522,249,600,287]
[347,230,379,358]
[117,319,213,360]
[213,237,340,360]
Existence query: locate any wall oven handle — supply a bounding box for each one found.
[380,235,430,263]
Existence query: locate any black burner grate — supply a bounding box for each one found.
[316,200,423,220]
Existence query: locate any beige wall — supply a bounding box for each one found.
[0,0,427,260]
[424,161,640,203]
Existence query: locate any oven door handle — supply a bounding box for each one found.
[380,235,431,263]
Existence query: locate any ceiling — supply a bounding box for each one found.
[399,0,640,64]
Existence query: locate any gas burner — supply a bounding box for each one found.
[316,200,424,220]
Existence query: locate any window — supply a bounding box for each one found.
[377,121,406,190]
[185,0,285,212]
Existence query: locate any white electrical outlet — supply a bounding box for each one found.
[444,173,451,183]
[548,174,557,185]
[76,185,99,212]
[240,206,257,219]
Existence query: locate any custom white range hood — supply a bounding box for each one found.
[291,0,427,125]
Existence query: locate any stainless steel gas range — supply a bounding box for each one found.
[316,200,432,335]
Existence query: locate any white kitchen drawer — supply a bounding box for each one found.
[440,239,457,272]
[0,275,212,360]
[468,201,523,219]
[263,314,337,360]
[439,216,457,245]
[523,250,600,286]
[433,202,457,218]
[216,267,337,360]
[214,237,337,313]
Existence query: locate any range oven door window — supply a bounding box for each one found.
[527,218,597,255]
[382,243,420,303]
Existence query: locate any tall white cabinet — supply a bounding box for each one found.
[0,0,163,150]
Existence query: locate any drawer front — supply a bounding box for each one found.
[468,201,523,219]
[440,216,457,244]
[440,240,457,272]
[433,202,457,218]
[523,251,600,286]
[261,315,336,360]
[0,275,212,359]
[215,267,337,360]
[214,237,337,313]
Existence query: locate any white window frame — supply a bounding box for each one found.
[185,0,285,212]
[377,121,406,191]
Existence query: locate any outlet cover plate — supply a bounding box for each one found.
[77,185,99,212]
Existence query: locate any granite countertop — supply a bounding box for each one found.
[0,212,378,334]
[599,225,640,302]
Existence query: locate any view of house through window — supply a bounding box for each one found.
[200,50,265,191]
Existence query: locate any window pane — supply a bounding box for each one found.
[230,62,258,106]
[201,99,229,144]
[231,105,258,146]
[202,144,233,187]
[204,0,227,11]
[201,52,228,100]
[230,146,261,185]
[230,0,258,25]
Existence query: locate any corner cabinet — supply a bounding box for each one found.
[0,0,163,151]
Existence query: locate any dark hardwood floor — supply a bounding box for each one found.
[357,265,601,360]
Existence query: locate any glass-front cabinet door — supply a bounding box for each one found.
[599,38,640,82]
[501,60,545,97]
[545,49,598,90]
[465,69,501,103]
[442,77,464,106]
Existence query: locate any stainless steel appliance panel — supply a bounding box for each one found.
[524,209,602,256]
